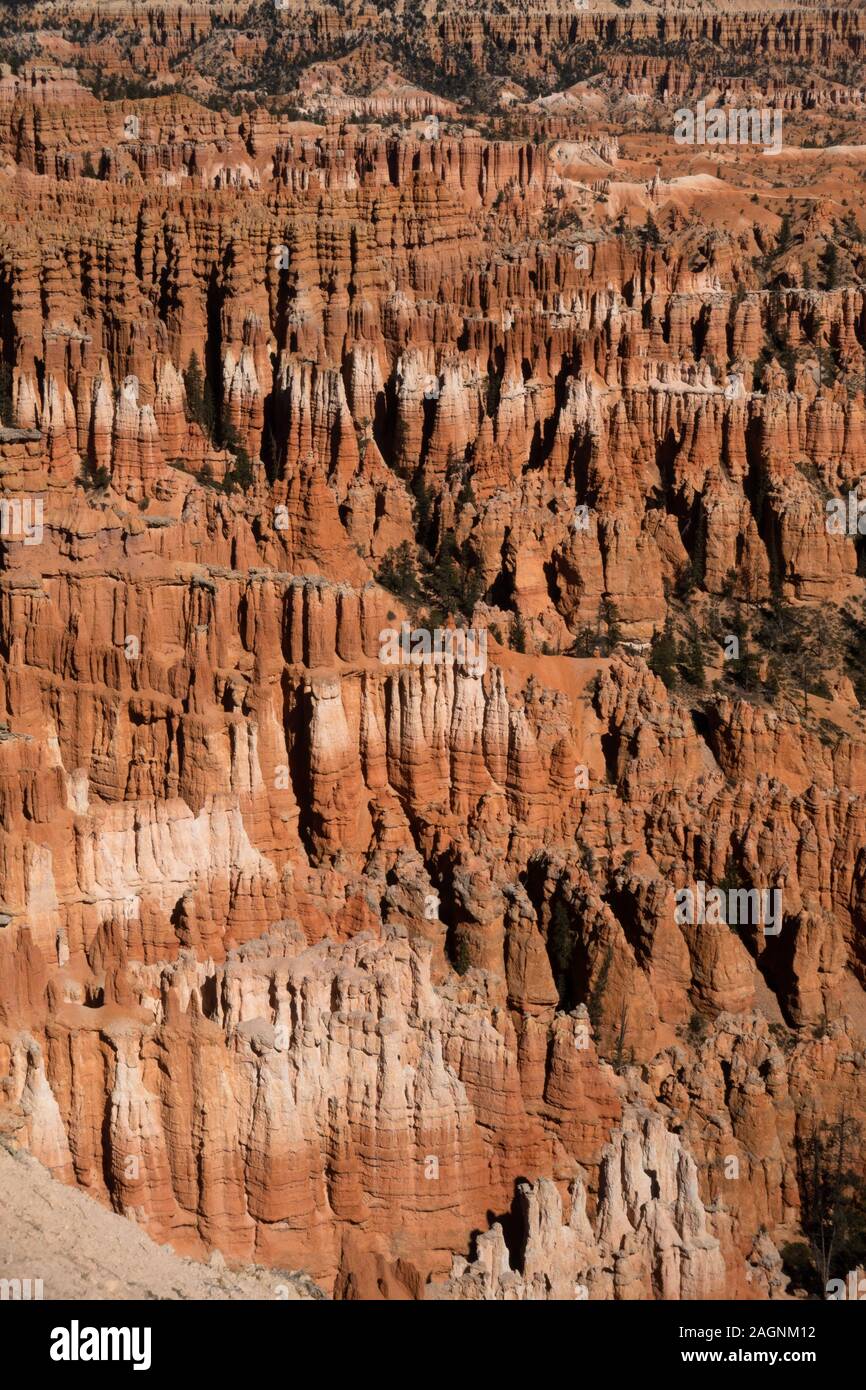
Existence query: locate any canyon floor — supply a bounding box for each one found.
[1,0,866,1303]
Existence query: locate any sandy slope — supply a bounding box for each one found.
[0,1143,324,1301]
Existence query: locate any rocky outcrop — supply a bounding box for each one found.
[428,1107,730,1301]
[0,0,865,1304]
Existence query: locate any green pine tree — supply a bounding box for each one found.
[511,610,527,653]
[184,352,205,425]
[822,241,839,290]
[649,621,678,689]
[587,946,612,1030]
[548,899,573,1003]
[680,631,706,688]
[453,932,471,976]
[778,213,792,252]
[377,542,419,603]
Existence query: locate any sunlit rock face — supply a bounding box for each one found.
[1,2,866,1301]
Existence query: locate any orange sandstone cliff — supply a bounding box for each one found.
[1,1,866,1301]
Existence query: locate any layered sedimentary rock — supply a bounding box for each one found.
[0,0,866,1302]
[428,1107,731,1301]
